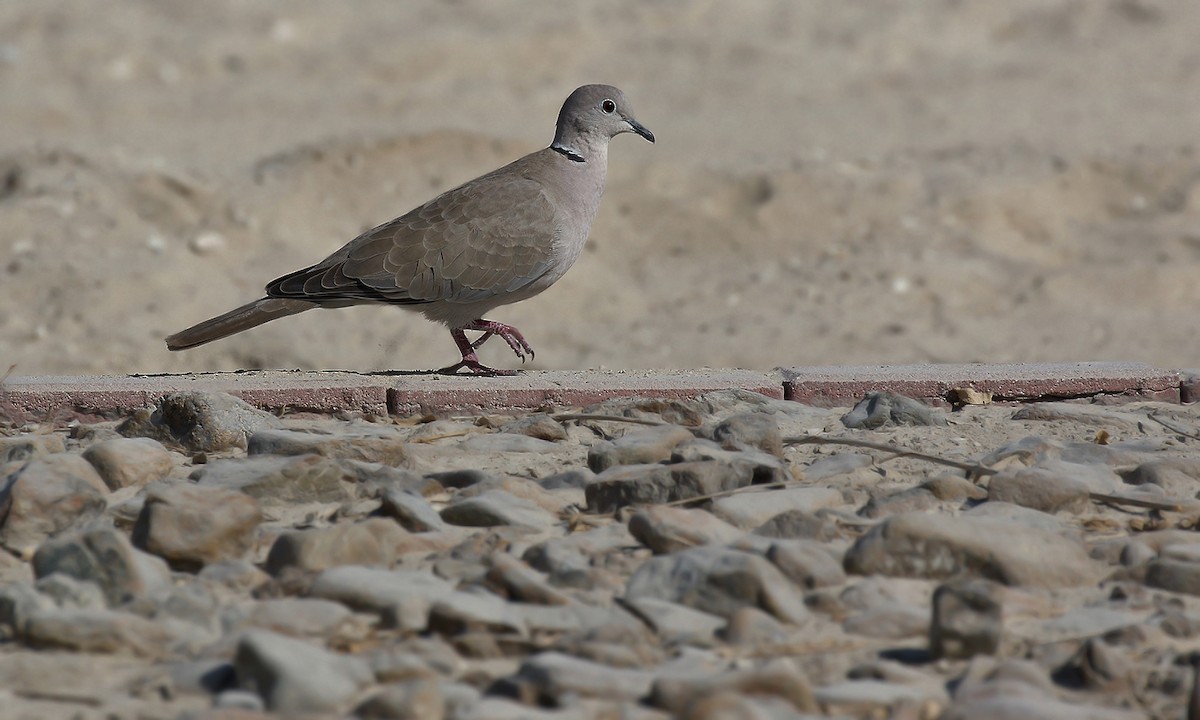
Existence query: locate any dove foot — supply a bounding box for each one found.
[464,319,535,361]
[436,359,518,376]
[441,322,532,376]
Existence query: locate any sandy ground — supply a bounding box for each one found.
[3,1,1200,376]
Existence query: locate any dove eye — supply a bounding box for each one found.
[600,99,616,114]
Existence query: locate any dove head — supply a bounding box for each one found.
[553,85,654,158]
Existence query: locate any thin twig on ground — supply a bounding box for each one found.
[1147,412,1200,442]
[783,434,997,477]
[553,413,666,426]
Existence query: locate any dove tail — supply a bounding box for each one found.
[165,298,313,350]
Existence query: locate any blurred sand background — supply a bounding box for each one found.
[3,1,1200,375]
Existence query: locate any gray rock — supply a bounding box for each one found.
[0,581,53,635]
[859,486,942,519]
[963,501,1081,533]
[456,433,559,453]
[1144,558,1200,596]
[923,474,988,502]
[841,391,947,429]
[680,693,810,719]
[1122,458,1200,496]
[309,565,455,614]
[370,637,466,680]
[979,436,1061,468]
[711,486,844,529]
[486,552,572,605]
[427,591,525,636]
[708,412,783,456]
[512,602,642,637]
[1011,402,1143,431]
[650,663,816,715]
[945,658,1141,720]
[943,696,1143,720]
[265,518,454,575]
[128,581,222,633]
[34,573,106,610]
[752,509,841,541]
[580,395,709,426]
[132,482,262,570]
[248,425,411,467]
[1033,459,1122,493]
[670,439,791,485]
[213,689,266,711]
[803,453,875,482]
[81,437,174,491]
[440,489,557,529]
[766,539,846,589]
[357,678,445,720]
[119,391,282,452]
[987,466,1091,514]
[511,651,653,704]
[842,603,929,639]
[380,487,448,532]
[32,524,171,606]
[628,505,744,554]
[234,629,373,714]
[816,679,945,717]
[930,578,1003,659]
[191,454,356,505]
[1117,540,1157,567]
[245,598,357,638]
[498,414,569,442]
[1054,637,1133,693]
[0,454,108,552]
[521,543,601,591]
[587,424,695,473]
[625,546,809,623]
[1035,607,1147,644]
[536,468,594,490]
[0,434,66,464]
[426,468,496,489]
[170,659,236,695]
[844,513,1099,587]
[1161,542,1200,564]
[622,596,725,645]
[198,559,270,594]
[20,607,179,656]
[719,605,787,646]
[586,460,754,515]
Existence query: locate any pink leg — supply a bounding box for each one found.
[436,319,535,376]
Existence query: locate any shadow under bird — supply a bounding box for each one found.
[166,84,654,374]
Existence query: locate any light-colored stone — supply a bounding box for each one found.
[0,454,108,552]
[32,524,171,606]
[82,437,174,490]
[844,513,1100,588]
[133,482,262,569]
[234,629,373,714]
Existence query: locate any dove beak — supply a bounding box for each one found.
[627,119,655,143]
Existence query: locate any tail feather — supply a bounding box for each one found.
[165,298,313,351]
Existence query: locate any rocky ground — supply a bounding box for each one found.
[2,389,1200,718]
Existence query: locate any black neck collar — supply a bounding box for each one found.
[551,143,585,163]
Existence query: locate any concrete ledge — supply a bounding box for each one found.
[780,362,1181,407]
[0,371,391,424]
[1,363,1186,425]
[386,369,783,415]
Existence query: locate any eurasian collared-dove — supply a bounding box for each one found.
[166,84,653,374]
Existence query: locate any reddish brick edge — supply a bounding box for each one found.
[780,363,1181,408]
[1,364,1188,425]
[387,369,784,415]
[0,371,391,424]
